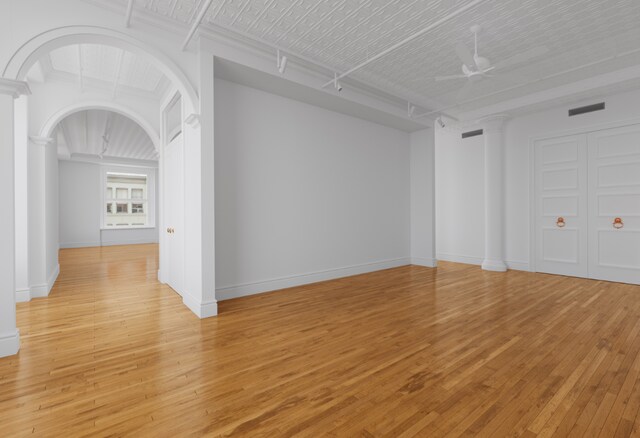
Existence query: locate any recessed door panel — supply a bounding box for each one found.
[535,135,588,278]
[588,125,640,285]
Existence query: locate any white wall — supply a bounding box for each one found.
[59,160,159,248]
[435,127,485,265]
[215,78,411,300]
[410,128,436,267]
[436,88,640,270]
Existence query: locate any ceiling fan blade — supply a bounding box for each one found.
[455,41,476,69]
[457,80,475,101]
[487,72,533,85]
[493,46,549,71]
[435,74,467,81]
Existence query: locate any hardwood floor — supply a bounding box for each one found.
[2,245,640,436]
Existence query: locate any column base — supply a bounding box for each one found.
[481,259,508,272]
[182,294,218,318]
[0,329,20,358]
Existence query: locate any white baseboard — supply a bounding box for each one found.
[0,330,20,358]
[59,241,102,249]
[60,239,158,249]
[411,257,438,268]
[182,294,218,318]
[101,238,159,247]
[15,288,31,303]
[506,260,531,272]
[437,253,530,272]
[216,257,411,301]
[437,253,483,266]
[30,264,60,299]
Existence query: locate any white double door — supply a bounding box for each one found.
[535,124,640,285]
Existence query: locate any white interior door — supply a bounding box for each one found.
[165,133,185,295]
[535,134,588,278]
[587,125,640,285]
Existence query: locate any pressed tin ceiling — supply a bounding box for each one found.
[103,0,640,115]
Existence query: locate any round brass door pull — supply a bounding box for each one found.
[556,217,566,228]
[613,218,624,229]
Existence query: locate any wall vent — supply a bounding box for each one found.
[461,129,483,139]
[568,102,605,117]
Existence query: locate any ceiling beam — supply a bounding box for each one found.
[112,49,125,99]
[77,45,84,92]
[124,0,135,27]
[181,0,215,51]
[321,0,489,88]
[101,112,114,158]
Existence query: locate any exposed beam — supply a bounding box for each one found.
[101,112,114,158]
[181,0,215,51]
[321,0,489,88]
[77,45,84,92]
[112,49,125,99]
[124,0,135,27]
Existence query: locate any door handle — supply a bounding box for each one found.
[556,217,565,228]
[613,218,623,229]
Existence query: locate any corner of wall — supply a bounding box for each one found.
[0,330,20,358]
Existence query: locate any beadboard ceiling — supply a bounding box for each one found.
[118,0,640,116]
[57,110,158,161]
[33,44,169,99]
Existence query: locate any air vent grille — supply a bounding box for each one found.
[569,102,605,117]
[461,129,483,139]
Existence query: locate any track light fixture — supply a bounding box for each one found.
[408,102,416,118]
[436,116,446,128]
[276,50,288,75]
[334,73,343,92]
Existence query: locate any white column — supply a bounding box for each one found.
[14,96,30,302]
[480,114,508,272]
[410,127,437,268]
[28,136,52,297]
[0,78,30,358]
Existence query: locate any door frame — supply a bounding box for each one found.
[158,89,186,295]
[528,116,640,274]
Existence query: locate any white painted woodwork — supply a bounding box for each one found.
[164,133,185,296]
[587,125,640,285]
[480,115,508,272]
[534,134,589,278]
[534,123,640,285]
[0,79,29,358]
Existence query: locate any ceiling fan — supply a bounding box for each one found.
[435,24,549,101]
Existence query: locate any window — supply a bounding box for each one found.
[102,170,154,229]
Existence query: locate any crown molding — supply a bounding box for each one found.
[0,78,31,98]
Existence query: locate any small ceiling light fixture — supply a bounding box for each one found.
[277,50,288,75]
[408,102,416,118]
[333,73,343,92]
[436,116,446,128]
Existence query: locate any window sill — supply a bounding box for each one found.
[101,226,156,231]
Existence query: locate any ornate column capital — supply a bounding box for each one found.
[184,113,201,129]
[478,114,509,133]
[0,78,31,98]
[29,136,54,147]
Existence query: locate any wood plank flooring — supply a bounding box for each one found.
[2,244,640,436]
